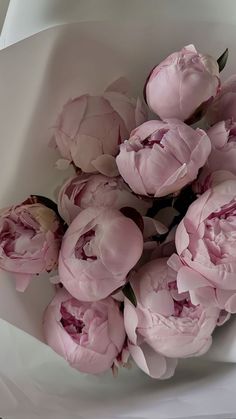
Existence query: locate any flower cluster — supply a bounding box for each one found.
[1,45,235,379]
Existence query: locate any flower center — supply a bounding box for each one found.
[60,302,85,344]
[74,229,97,261]
[204,200,236,264]
[168,280,194,317]
[142,129,168,148]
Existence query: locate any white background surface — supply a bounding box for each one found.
[1,0,236,48]
[1,1,236,419]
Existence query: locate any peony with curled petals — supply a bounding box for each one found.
[124,258,219,378]
[58,207,143,301]
[145,44,220,122]
[52,78,147,176]
[171,178,236,313]
[116,119,211,197]
[44,288,126,374]
[58,173,151,224]
[0,202,62,291]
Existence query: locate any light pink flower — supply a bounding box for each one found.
[58,173,151,224]
[52,79,146,176]
[206,75,236,124]
[43,288,126,374]
[124,258,219,378]
[145,44,220,122]
[172,179,236,313]
[0,202,62,291]
[116,119,211,197]
[59,207,143,301]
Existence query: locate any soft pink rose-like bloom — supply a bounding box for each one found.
[52,80,146,176]
[145,44,220,121]
[58,173,151,224]
[44,288,126,374]
[171,179,236,313]
[0,203,61,291]
[59,207,143,301]
[206,75,236,124]
[116,119,211,197]
[124,258,219,378]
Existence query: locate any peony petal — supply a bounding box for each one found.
[177,266,211,293]
[105,77,130,95]
[71,134,102,172]
[143,216,168,239]
[124,300,139,344]
[128,341,171,379]
[91,154,119,177]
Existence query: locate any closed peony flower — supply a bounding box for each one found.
[58,207,143,301]
[124,258,219,378]
[172,178,236,313]
[58,173,151,224]
[52,79,147,176]
[206,75,236,124]
[0,202,62,291]
[116,119,211,197]
[43,288,126,374]
[145,44,220,122]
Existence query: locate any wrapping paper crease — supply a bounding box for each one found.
[0,20,236,417]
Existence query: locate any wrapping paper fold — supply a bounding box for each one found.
[0,19,236,417]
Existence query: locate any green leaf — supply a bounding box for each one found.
[122,282,137,307]
[217,48,229,72]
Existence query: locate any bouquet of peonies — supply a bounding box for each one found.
[1,43,236,380]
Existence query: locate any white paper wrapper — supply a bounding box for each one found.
[1,19,236,418]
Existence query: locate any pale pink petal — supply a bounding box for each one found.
[91,154,120,177]
[105,77,130,95]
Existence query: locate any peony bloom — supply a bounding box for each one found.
[206,75,236,124]
[44,288,126,374]
[58,173,151,224]
[116,119,211,197]
[58,207,143,301]
[172,178,236,313]
[124,258,219,378]
[52,79,146,176]
[145,44,220,122]
[0,202,62,291]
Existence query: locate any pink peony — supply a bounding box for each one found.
[58,207,143,301]
[0,202,62,291]
[52,79,146,176]
[172,178,236,313]
[58,173,151,224]
[206,75,236,124]
[124,258,219,378]
[116,119,211,197]
[43,288,126,374]
[145,44,220,122]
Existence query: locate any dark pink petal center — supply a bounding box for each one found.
[74,229,97,260]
